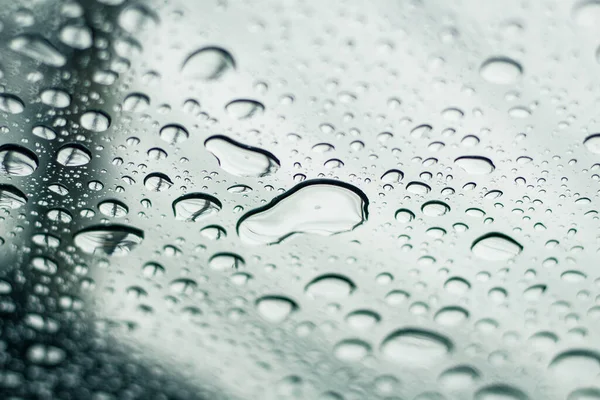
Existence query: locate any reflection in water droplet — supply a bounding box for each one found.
[573,1,600,28]
[32,125,57,140]
[474,385,529,400]
[237,180,368,245]
[471,233,523,261]
[40,88,70,108]
[407,181,431,195]
[80,110,111,132]
[159,124,189,144]
[200,225,226,240]
[10,34,66,66]
[380,328,452,365]
[225,99,265,119]
[205,135,280,177]
[209,253,245,270]
[118,4,159,33]
[305,274,355,299]
[144,173,173,192]
[0,94,25,114]
[454,156,495,174]
[256,296,298,323]
[56,144,91,166]
[480,57,523,84]
[172,193,221,221]
[584,134,600,154]
[422,201,450,217]
[0,145,39,176]
[334,339,371,361]
[73,225,144,256]
[0,184,27,210]
[182,46,235,80]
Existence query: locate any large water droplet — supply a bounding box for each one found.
[9,34,66,67]
[98,200,129,218]
[305,274,355,299]
[80,110,111,132]
[73,225,144,256]
[159,124,189,144]
[237,179,368,245]
[56,144,91,166]
[549,349,600,381]
[0,184,27,210]
[122,93,150,112]
[0,145,39,176]
[225,99,265,119]
[471,233,523,261]
[40,88,70,108]
[256,296,298,323]
[205,135,280,177]
[584,134,600,154]
[144,173,172,192]
[181,46,235,80]
[334,339,371,362]
[474,385,529,400]
[454,156,495,174]
[421,201,450,217]
[380,328,452,365]
[573,1,600,28]
[0,94,25,114]
[480,57,523,84]
[438,366,480,390]
[172,193,221,221]
[434,306,469,326]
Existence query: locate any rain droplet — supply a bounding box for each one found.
[0,94,25,114]
[471,233,523,261]
[144,172,173,192]
[584,134,600,154]
[237,179,368,245]
[474,385,529,400]
[256,296,298,323]
[32,125,57,140]
[0,144,39,176]
[0,184,27,210]
[118,4,159,33]
[73,225,144,256]
[434,306,469,326]
[205,135,280,177]
[334,339,371,362]
[181,46,235,80]
[305,274,356,299]
[454,156,495,174]
[480,57,522,84]
[345,310,381,330]
[225,99,265,119]
[380,328,452,365]
[172,193,222,221]
[209,253,245,270]
[9,34,66,67]
[59,24,93,49]
[422,201,450,217]
[98,200,129,218]
[122,93,150,112]
[80,110,111,132]
[56,143,91,166]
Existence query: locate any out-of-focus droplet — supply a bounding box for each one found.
[205,135,280,177]
[73,225,144,256]
[10,34,66,67]
[0,184,27,210]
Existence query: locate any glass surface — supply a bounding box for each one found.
[1,0,600,399]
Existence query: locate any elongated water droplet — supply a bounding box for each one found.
[73,225,144,256]
[205,135,280,177]
[471,233,523,261]
[237,179,368,245]
[455,156,495,174]
[182,46,235,80]
[40,88,71,108]
[172,193,221,221]
[0,145,38,176]
[10,34,66,67]
[474,385,529,400]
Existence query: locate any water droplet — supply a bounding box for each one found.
[181,46,235,80]
[454,156,495,174]
[144,172,173,192]
[27,344,65,366]
[584,134,600,154]
[56,143,91,166]
[395,209,415,223]
[118,4,159,33]
[225,99,265,119]
[474,385,529,400]
[200,225,226,240]
[0,144,38,176]
[237,180,368,245]
[256,296,298,323]
[438,366,480,390]
[407,181,431,195]
[380,328,452,365]
[98,200,129,218]
[0,94,25,114]
[568,388,600,400]
[80,110,111,132]
[123,93,150,112]
[46,208,72,223]
[422,201,450,217]
[209,253,245,270]
[334,339,371,361]
[346,310,380,330]
[172,193,221,221]
[434,306,469,326]
[59,24,92,49]
[549,349,600,382]
[471,233,523,261]
[9,34,66,67]
[205,135,280,177]
[0,184,27,210]
[480,57,523,84]
[573,1,600,28]
[159,124,189,144]
[73,225,144,256]
[305,274,355,299]
[169,278,197,295]
[32,125,57,140]
[381,169,404,183]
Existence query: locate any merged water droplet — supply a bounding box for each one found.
[256,296,298,323]
[56,144,91,166]
[9,34,66,67]
[0,94,25,114]
[0,184,27,210]
[181,46,235,80]
[73,225,144,256]
[205,135,280,177]
[225,99,265,119]
[80,110,111,132]
[0,145,39,176]
[471,233,523,261]
[454,156,495,174]
[59,24,93,49]
[480,57,523,84]
[380,328,452,365]
[172,193,221,221]
[237,179,368,245]
[305,274,355,299]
